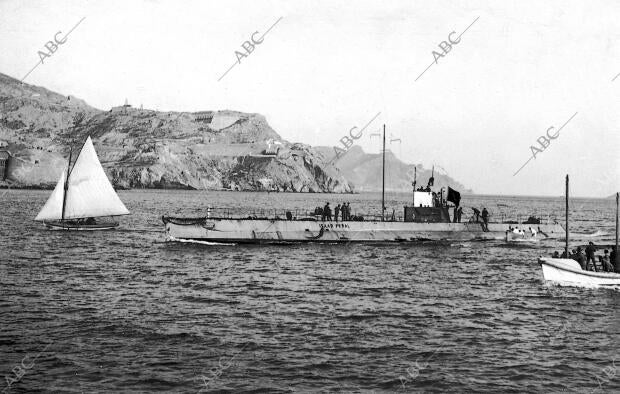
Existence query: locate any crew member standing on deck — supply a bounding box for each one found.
[324,202,332,221]
[481,208,489,231]
[472,208,480,223]
[334,204,341,222]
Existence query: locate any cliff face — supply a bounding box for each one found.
[0,73,351,193]
[316,145,472,193]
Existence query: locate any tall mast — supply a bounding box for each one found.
[412,166,417,207]
[614,193,620,271]
[565,174,569,258]
[61,147,72,220]
[382,124,386,222]
[60,112,84,221]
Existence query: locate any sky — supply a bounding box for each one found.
[0,0,618,197]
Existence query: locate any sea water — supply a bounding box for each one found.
[1,190,618,392]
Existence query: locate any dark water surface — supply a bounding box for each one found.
[1,190,618,393]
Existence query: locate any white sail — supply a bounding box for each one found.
[34,169,67,221]
[34,137,130,220]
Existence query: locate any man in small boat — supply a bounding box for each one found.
[601,251,614,272]
[552,251,560,258]
[480,207,490,231]
[456,206,463,222]
[572,247,586,270]
[85,217,96,225]
[585,242,597,271]
[611,246,619,273]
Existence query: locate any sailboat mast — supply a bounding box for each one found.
[61,147,72,220]
[565,174,569,258]
[382,124,386,222]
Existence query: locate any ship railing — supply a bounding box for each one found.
[497,212,560,225]
[201,207,561,225]
[496,212,560,225]
[203,207,326,220]
[200,207,405,222]
[458,211,560,225]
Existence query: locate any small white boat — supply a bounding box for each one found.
[538,257,620,286]
[34,135,129,230]
[538,175,619,288]
[505,230,541,243]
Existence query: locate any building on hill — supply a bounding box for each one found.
[263,138,282,155]
[111,98,132,113]
[0,150,10,180]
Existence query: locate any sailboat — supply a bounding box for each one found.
[34,136,130,230]
[538,176,620,287]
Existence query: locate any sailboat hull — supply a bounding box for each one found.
[43,220,119,231]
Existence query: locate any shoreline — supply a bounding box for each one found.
[0,184,360,194]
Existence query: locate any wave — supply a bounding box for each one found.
[168,237,237,246]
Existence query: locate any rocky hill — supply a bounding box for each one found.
[316,145,472,193]
[0,72,351,192]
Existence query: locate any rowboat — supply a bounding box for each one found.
[505,230,542,243]
[34,127,129,230]
[538,175,619,287]
[538,257,620,287]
